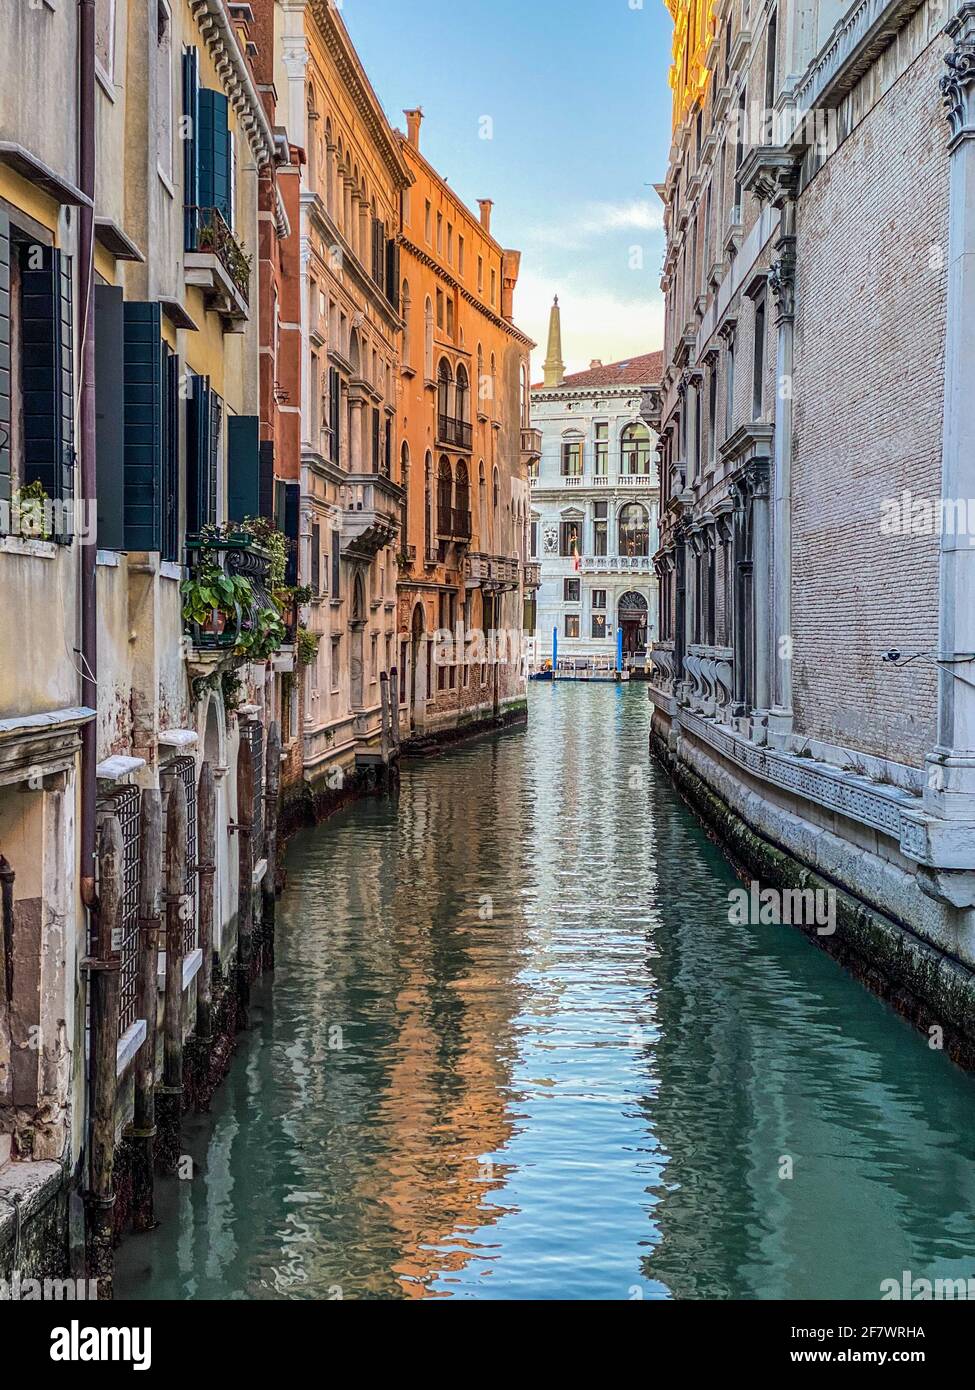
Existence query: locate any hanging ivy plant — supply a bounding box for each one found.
[296,626,321,668]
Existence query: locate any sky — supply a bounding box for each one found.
[341,0,675,377]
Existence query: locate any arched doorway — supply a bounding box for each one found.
[618,591,649,659]
[409,602,425,731]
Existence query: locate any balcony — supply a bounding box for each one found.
[521,427,542,462]
[183,533,273,687]
[579,555,653,575]
[341,474,402,560]
[523,561,541,589]
[436,506,472,544]
[437,414,473,450]
[465,552,520,593]
[184,206,251,323]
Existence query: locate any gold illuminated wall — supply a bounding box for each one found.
[666,0,718,132]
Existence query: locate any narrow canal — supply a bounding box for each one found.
[117,684,975,1300]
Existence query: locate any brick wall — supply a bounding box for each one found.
[792,37,947,766]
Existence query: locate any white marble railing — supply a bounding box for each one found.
[580,555,654,574]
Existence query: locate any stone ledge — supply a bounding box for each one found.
[0,1160,63,1249]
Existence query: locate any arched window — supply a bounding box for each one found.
[621,422,651,475]
[478,461,486,542]
[493,464,500,513]
[455,363,470,424]
[618,502,650,556]
[306,84,319,187]
[349,328,360,376]
[476,345,485,415]
[455,459,470,530]
[400,441,410,551]
[437,358,453,425]
[424,451,433,557]
[424,298,434,380]
[437,457,453,536]
[489,352,497,417]
[401,278,411,364]
[352,572,365,621]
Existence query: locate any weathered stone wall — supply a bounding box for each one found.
[792,33,947,765]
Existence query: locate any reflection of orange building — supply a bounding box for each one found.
[394,112,537,746]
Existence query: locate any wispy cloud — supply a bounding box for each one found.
[513,267,664,378]
[523,199,664,251]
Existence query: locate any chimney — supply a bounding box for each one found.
[501,249,520,322]
[477,199,493,234]
[589,359,603,369]
[404,108,423,148]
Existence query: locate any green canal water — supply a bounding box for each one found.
[116,683,975,1300]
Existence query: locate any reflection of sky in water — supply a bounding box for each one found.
[116,685,975,1301]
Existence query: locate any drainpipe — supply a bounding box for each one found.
[78,0,104,1281]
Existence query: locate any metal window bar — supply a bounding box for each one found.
[96,786,142,1037]
[247,721,264,859]
[163,756,198,954]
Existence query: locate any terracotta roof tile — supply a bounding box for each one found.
[532,350,663,392]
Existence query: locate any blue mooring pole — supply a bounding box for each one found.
[617,627,623,675]
[553,626,558,679]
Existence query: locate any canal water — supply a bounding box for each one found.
[116,684,975,1301]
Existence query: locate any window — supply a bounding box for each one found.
[565,614,580,639]
[530,521,538,557]
[436,288,444,330]
[330,528,341,597]
[592,614,607,639]
[477,255,484,294]
[458,235,465,276]
[424,200,432,243]
[621,422,651,475]
[559,519,581,557]
[594,422,608,474]
[446,296,454,338]
[725,335,735,437]
[707,362,718,468]
[401,279,411,364]
[593,502,608,557]
[156,3,173,181]
[618,503,650,557]
[447,223,453,263]
[561,439,583,476]
[592,589,606,609]
[764,10,778,143]
[436,211,443,254]
[490,267,496,304]
[424,297,434,379]
[564,577,580,602]
[752,295,766,419]
[733,86,747,218]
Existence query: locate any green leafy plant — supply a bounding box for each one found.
[181,561,253,632]
[236,605,287,662]
[221,666,244,714]
[296,626,321,668]
[13,479,51,540]
[240,516,288,589]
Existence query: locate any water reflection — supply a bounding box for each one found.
[116,684,975,1301]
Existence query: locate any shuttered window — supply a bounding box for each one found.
[310,520,321,594]
[328,367,341,465]
[161,346,180,561]
[182,46,200,250]
[21,244,74,539]
[371,407,380,473]
[95,283,125,548]
[197,87,231,228]
[331,528,341,598]
[227,414,260,524]
[385,238,400,313]
[121,301,163,550]
[186,373,220,534]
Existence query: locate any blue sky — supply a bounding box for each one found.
[342,0,675,375]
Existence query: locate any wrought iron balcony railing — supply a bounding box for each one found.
[437,414,473,450]
[185,206,251,304]
[183,533,272,652]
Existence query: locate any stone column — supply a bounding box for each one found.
[927,6,975,815]
[751,462,772,739]
[767,216,798,747]
[349,394,365,473]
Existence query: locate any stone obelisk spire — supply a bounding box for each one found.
[542,295,565,388]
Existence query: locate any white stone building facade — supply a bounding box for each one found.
[529,306,662,670]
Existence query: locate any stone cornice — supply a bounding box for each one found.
[306,0,412,189]
[190,0,275,167]
[791,0,927,122]
[399,235,534,349]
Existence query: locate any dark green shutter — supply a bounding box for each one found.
[310,521,320,594]
[227,414,260,523]
[21,244,74,536]
[162,346,180,560]
[186,372,211,535]
[259,439,274,519]
[0,211,10,507]
[386,238,399,313]
[197,88,231,227]
[182,47,200,249]
[283,480,299,586]
[329,368,341,464]
[122,300,163,550]
[95,284,125,548]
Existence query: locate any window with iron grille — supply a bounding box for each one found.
[97,786,142,1037]
[163,756,198,954]
[246,721,264,858]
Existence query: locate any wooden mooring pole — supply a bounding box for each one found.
[156,777,186,1174]
[261,722,281,972]
[85,813,122,1297]
[130,788,161,1232]
[194,761,216,1106]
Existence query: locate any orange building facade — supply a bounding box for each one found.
[394,111,538,745]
